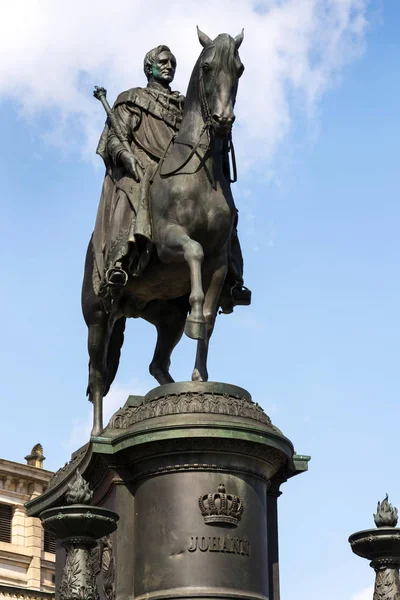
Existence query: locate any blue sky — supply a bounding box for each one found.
[0,1,398,599]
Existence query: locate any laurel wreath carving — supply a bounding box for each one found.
[59,547,99,600]
[109,391,275,430]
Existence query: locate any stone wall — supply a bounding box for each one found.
[0,452,54,599]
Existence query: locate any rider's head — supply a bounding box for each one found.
[144,45,177,87]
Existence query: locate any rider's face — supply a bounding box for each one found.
[151,51,176,85]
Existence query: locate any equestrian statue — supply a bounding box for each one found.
[82,27,251,435]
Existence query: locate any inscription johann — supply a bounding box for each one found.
[187,535,249,556]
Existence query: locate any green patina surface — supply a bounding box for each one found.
[25,382,310,517]
[91,421,293,458]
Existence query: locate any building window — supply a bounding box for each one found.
[0,504,12,543]
[44,530,56,553]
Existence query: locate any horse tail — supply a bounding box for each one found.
[104,317,126,397]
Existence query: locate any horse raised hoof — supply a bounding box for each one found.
[184,317,206,340]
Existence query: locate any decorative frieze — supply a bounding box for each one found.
[109,390,275,430]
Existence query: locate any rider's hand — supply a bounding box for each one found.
[120,151,144,183]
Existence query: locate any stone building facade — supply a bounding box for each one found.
[0,446,55,600]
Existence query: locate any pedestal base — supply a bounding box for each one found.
[27,382,309,600]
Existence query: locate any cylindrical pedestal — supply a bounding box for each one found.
[103,382,296,600]
[134,464,267,600]
[27,381,309,600]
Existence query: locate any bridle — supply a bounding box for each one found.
[157,60,237,183]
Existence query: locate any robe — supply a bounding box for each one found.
[92,82,184,294]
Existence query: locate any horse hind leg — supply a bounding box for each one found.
[145,298,188,384]
[86,309,110,437]
[82,239,109,436]
[104,317,126,397]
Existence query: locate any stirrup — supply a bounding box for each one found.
[232,285,252,306]
[105,267,128,288]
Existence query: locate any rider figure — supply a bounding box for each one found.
[92,45,250,313]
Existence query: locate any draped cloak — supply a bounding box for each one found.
[92,82,184,294]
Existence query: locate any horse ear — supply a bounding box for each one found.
[197,26,212,48]
[234,29,244,49]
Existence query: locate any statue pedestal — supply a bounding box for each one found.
[27,382,309,600]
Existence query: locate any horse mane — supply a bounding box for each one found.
[181,54,203,117]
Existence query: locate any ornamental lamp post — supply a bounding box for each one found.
[40,470,119,600]
[349,495,400,600]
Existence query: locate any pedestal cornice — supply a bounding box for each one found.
[26,382,306,517]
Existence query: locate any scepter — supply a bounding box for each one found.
[93,86,131,153]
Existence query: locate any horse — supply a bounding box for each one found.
[82,28,245,436]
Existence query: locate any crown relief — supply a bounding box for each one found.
[199,482,244,527]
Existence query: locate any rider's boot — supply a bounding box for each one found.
[231,283,252,306]
[219,278,252,315]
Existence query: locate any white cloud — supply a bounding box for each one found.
[351,586,373,600]
[0,0,367,165]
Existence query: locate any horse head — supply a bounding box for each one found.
[196,27,244,138]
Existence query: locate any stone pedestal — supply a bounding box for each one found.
[26,382,309,600]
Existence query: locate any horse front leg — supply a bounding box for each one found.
[182,237,206,339]
[192,254,228,381]
[160,226,206,340]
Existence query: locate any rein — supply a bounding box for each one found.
[156,121,210,180]
[157,63,237,182]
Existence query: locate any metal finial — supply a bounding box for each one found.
[93,86,107,101]
[65,469,93,505]
[374,494,398,528]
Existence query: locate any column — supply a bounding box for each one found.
[11,505,26,547]
[25,515,43,589]
[267,481,282,600]
[371,558,400,600]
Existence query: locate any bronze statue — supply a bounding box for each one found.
[82,28,250,435]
